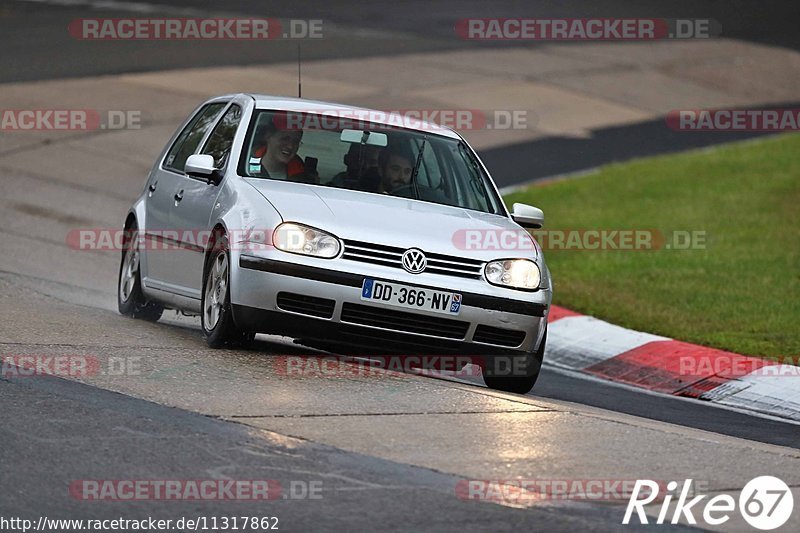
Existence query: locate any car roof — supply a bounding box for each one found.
[243,93,462,140]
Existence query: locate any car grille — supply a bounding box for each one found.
[341,239,483,279]
[473,324,526,347]
[276,292,336,319]
[340,302,469,339]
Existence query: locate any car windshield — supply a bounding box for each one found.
[238,110,504,215]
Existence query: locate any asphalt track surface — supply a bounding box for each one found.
[5,371,663,532]
[3,0,800,84]
[2,0,799,185]
[2,1,800,531]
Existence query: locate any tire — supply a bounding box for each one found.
[482,329,546,394]
[117,221,163,322]
[201,234,254,348]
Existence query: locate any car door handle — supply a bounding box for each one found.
[174,190,184,204]
[148,180,158,196]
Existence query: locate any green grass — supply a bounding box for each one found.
[504,134,800,359]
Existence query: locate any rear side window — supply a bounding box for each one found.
[164,102,226,173]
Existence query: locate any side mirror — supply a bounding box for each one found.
[185,154,221,184]
[511,203,544,229]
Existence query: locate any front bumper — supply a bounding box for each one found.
[231,254,549,355]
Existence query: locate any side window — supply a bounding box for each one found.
[164,103,226,172]
[201,105,242,169]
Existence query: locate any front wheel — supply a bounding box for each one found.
[482,329,546,394]
[201,236,254,348]
[117,221,163,322]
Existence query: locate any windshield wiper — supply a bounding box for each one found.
[458,141,497,213]
[410,135,427,200]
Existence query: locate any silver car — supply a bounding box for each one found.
[118,94,552,393]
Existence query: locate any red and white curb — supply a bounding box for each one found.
[545,306,800,422]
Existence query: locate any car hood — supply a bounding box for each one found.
[244,179,539,260]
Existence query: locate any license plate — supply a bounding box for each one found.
[360,279,462,315]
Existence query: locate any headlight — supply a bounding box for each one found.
[484,259,540,290]
[273,223,341,259]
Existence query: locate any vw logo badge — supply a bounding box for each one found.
[401,248,427,274]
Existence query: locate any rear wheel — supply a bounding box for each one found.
[482,329,546,394]
[201,234,254,348]
[117,221,163,322]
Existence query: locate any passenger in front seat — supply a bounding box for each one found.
[330,143,381,190]
[250,117,318,184]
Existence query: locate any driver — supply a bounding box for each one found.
[378,144,415,194]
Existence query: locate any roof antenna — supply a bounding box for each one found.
[297,44,302,99]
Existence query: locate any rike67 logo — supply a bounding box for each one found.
[624,476,793,530]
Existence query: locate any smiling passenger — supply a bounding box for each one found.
[255,120,306,180]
